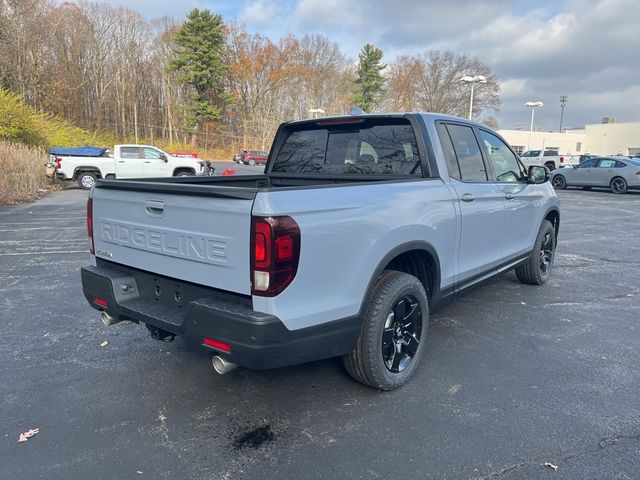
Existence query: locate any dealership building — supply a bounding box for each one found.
[499,120,640,157]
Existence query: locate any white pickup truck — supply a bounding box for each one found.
[52,144,201,189]
[519,149,580,171]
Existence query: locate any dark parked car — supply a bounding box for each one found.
[232,150,268,165]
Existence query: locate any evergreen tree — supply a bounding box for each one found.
[168,9,227,143]
[351,44,386,112]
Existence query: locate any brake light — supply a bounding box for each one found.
[560,156,564,163]
[55,156,62,169]
[251,216,300,296]
[94,297,108,308]
[87,197,94,254]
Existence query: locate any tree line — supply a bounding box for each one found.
[0,0,500,153]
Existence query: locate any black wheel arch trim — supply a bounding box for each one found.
[73,167,102,179]
[358,241,443,320]
[543,206,561,239]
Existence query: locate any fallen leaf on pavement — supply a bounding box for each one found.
[100,341,108,347]
[18,428,39,443]
[544,461,558,471]
[447,384,461,396]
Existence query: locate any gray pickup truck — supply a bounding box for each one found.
[81,113,560,390]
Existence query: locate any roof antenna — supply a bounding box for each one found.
[349,106,365,115]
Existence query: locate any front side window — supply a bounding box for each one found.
[521,150,540,158]
[578,158,599,168]
[120,147,141,159]
[543,150,558,156]
[271,120,422,176]
[478,130,523,183]
[446,124,487,182]
[144,148,163,160]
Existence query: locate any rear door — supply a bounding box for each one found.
[91,186,255,294]
[593,158,617,186]
[439,122,507,283]
[116,147,145,178]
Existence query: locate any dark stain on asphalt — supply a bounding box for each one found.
[232,425,275,450]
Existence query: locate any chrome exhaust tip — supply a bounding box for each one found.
[212,355,238,375]
[101,311,122,327]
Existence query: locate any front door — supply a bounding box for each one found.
[439,123,507,284]
[116,147,145,178]
[477,129,542,259]
[142,147,171,177]
[570,157,599,185]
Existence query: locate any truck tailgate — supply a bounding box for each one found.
[91,186,255,295]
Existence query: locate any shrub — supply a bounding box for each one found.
[0,141,56,204]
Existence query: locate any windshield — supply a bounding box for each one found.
[271,119,422,176]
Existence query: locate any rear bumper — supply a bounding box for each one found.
[81,262,360,369]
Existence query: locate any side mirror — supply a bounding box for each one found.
[160,153,168,162]
[528,165,549,184]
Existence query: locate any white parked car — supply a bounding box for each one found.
[519,149,580,171]
[52,144,201,189]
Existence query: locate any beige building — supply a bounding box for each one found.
[499,121,640,156]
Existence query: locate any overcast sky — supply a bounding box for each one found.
[101,0,640,131]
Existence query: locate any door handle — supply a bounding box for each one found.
[144,161,151,163]
[145,200,165,217]
[505,192,514,200]
[118,160,125,163]
[461,193,475,202]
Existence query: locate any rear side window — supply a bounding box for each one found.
[446,124,488,182]
[436,123,461,180]
[271,120,422,176]
[120,147,141,159]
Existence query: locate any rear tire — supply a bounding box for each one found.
[248,158,256,166]
[78,172,97,190]
[516,220,556,285]
[544,161,556,171]
[175,170,194,177]
[343,271,429,391]
[552,175,566,190]
[610,177,627,194]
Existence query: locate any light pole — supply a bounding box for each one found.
[461,75,487,119]
[559,95,567,133]
[525,101,544,151]
[308,108,325,119]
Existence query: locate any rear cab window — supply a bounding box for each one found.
[270,118,423,177]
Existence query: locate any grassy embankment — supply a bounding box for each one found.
[0,88,230,204]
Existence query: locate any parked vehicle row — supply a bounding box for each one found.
[519,149,580,171]
[233,150,269,165]
[51,145,201,189]
[551,156,640,194]
[81,112,559,390]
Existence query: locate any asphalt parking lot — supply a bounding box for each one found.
[1,187,639,479]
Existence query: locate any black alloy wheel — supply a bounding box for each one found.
[610,177,627,194]
[381,295,422,373]
[552,175,566,189]
[539,231,554,277]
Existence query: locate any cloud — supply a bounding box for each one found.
[239,0,279,28]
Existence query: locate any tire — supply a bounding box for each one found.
[175,170,194,177]
[516,220,556,285]
[248,158,256,166]
[78,172,97,190]
[610,176,627,194]
[552,175,566,190]
[544,161,556,171]
[343,271,429,391]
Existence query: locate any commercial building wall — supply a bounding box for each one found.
[498,130,586,155]
[500,121,640,156]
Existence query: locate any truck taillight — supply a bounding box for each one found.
[560,156,564,163]
[87,197,94,255]
[55,156,62,169]
[251,216,300,297]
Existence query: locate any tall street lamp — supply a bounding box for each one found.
[559,95,568,133]
[461,75,487,119]
[525,101,544,151]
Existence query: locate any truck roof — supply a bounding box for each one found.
[285,112,485,128]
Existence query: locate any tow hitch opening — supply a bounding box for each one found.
[147,325,175,342]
